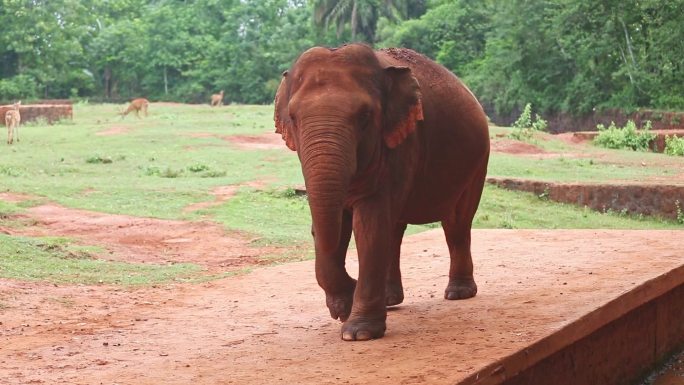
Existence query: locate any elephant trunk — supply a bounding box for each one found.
[299,118,356,255]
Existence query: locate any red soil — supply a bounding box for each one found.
[3,201,277,270]
[184,132,286,151]
[0,226,682,385]
[96,126,131,136]
[490,139,547,155]
[182,181,267,213]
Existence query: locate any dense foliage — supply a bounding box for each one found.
[664,135,684,156]
[1,0,683,114]
[593,120,656,151]
[0,0,341,103]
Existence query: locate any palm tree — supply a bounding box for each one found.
[313,0,421,43]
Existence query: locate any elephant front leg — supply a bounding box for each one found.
[315,209,356,322]
[341,200,392,341]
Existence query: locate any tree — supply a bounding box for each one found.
[0,0,98,99]
[312,0,422,43]
[377,0,492,74]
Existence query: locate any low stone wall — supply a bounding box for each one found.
[487,177,684,219]
[0,104,73,124]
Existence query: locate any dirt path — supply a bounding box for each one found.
[1,228,682,385]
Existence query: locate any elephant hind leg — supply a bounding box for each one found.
[441,176,486,300]
[386,222,407,307]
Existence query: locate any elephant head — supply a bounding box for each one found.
[274,44,423,255]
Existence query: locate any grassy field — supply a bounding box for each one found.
[0,103,680,285]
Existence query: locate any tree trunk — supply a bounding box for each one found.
[163,67,168,95]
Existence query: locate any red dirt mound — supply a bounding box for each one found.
[490,139,547,155]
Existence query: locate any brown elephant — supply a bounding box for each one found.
[274,44,489,341]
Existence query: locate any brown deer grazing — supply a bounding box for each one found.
[210,90,224,107]
[5,101,21,144]
[121,98,149,119]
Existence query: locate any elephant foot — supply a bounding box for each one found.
[341,315,386,341]
[385,282,404,307]
[325,280,356,322]
[444,277,477,300]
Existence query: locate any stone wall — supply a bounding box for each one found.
[487,177,684,220]
[0,103,73,124]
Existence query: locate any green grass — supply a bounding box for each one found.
[473,185,676,229]
[0,234,203,285]
[207,187,312,246]
[1,103,682,286]
[0,103,303,219]
[0,200,22,216]
[487,153,675,183]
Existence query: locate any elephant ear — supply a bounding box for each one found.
[274,71,297,151]
[383,66,424,149]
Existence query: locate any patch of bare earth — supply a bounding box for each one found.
[490,138,547,155]
[0,192,35,203]
[182,181,267,213]
[184,132,286,151]
[491,135,595,160]
[2,200,278,271]
[228,133,284,150]
[96,126,132,136]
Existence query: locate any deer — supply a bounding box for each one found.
[210,90,224,107]
[5,101,21,145]
[120,98,149,119]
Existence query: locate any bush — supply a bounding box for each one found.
[187,163,210,172]
[512,103,533,130]
[510,103,548,141]
[664,135,684,156]
[0,75,38,100]
[85,155,113,164]
[594,120,655,151]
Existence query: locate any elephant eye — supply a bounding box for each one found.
[359,108,373,129]
[287,103,298,123]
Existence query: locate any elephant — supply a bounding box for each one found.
[274,44,489,341]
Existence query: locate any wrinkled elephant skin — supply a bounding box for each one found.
[274,44,490,341]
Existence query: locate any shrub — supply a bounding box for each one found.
[85,155,113,164]
[187,163,210,172]
[664,135,684,156]
[510,103,548,141]
[512,103,533,130]
[200,170,226,178]
[594,120,655,151]
[142,165,182,177]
